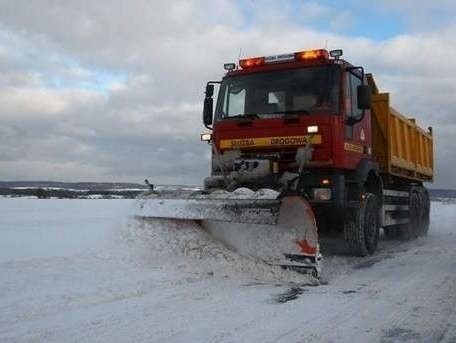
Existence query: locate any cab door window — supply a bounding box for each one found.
[345,72,362,139]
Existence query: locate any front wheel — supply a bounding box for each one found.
[344,193,379,256]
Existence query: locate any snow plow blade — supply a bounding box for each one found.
[134,188,321,276]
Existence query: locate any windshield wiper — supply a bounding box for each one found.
[223,113,260,119]
[272,110,310,115]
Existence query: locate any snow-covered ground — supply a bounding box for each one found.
[1,198,455,342]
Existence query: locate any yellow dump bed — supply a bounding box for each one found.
[367,74,434,182]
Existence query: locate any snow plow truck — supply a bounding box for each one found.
[135,48,434,277]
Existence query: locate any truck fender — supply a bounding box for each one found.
[355,159,383,223]
[355,159,383,200]
[355,159,380,186]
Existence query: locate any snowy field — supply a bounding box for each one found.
[1,198,456,342]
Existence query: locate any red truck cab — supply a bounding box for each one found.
[203,49,374,212]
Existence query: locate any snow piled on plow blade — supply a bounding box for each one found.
[134,188,282,224]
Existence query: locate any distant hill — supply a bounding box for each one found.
[0,181,202,199]
[0,181,149,199]
[428,189,456,199]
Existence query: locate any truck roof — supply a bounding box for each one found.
[225,48,351,77]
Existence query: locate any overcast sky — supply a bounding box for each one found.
[0,0,455,187]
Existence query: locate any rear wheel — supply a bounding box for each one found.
[384,226,399,240]
[398,189,421,240]
[344,193,379,256]
[418,187,430,236]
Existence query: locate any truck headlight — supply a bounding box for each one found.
[312,188,331,201]
[200,133,212,142]
[307,125,318,133]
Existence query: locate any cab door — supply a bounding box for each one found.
[343,70,372,168]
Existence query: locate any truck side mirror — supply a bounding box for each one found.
[203,84,214,127]
[205,84,214,97]
[357,85,372,110]
[203,97,213,126]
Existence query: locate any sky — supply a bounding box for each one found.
[0,0,455,188]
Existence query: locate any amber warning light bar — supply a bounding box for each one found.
[239,49,330,69]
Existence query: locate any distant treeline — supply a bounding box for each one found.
[0,187,144,199]
[0,182,454,200]
[0,181,148,191]
[429,189,456,199]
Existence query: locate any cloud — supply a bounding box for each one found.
[0,87,102,120]
[375,0,456,31]
[0,160,110,181]
[0,1,454,188]
[299,2,353,31]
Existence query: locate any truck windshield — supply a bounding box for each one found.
[215,65,340,120]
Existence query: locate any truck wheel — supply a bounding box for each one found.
[418,188,430,236]
[344,193,379,256]
[399,190,420,240]
[384,226,399,240]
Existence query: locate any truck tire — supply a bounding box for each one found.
[384,226,399,240]
[398,190,421,240]
[344,193,379,256]
[418,187,430,236]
